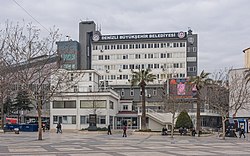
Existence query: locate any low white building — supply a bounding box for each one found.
[50,69,120,130]
[229,68,250,132]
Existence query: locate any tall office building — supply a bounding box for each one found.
[78,21,198,85]
[78,21,199,85]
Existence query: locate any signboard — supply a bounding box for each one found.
[98,31,186,41]
[169,78,196,98]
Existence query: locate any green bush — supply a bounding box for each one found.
[96,127,108,131]
[175,110,193,129]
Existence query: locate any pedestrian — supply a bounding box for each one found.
[107,125,112,135]
[161,127,167,135]
[239,125,245,138]
[122,125,127,137]
[56,122,62,133]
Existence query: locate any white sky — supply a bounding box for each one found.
[1,0,250,73]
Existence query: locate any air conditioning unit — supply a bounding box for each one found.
[106,70,110,73]
[147,94,152,98]
[119,69,122,72]
[100,50,104,52]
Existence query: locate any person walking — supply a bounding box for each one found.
[239,125,245,138]
[122,125,127,137]
[56,123,62,134]
[107,125,112,135]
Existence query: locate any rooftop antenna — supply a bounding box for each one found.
[99,24,102,32]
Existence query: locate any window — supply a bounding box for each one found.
[63,54,76,61]
[129,64,134,69]
[160,53,166,58]
[123,65,128,69]
[95,101,106,108]
[167,53,172,58]
[70,73,74,81]
[64,101,76,108]
[121,89,125,97]
[89,73,92,81]
[135,54,141,59]
[73,86,78,92]
[109,101,114,109]
[188,66,197,72]
[105,55,110,60]
[153,89,157,96]
[129,44,134,49]
[53,115,76,124]
[80,100,93,108]
[80,116,89,124]
[123,105,128,110]
[154,64,159,69]
[193,47,197,52]
[98,55,103,60]
[173,63,179,68]
[130,89,134,96]
[123,55,128,59]
[97,115,106,124]
[148,54,153,58]
[53,101,76,108]
[53,101,64,108]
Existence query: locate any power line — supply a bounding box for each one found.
[12,0,50,33]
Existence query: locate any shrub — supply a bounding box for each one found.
[175,110,193,129]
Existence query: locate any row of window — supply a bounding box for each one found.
[100,73,186,81]
[93,42,186,51]
[93,52,186,61]
[120,88,158,97]
[52,100,114,109]
[93,62,186,71]
[53,115,107,124]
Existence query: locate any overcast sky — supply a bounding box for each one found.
[1,0,250,73]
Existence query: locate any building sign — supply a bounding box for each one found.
[99,31,186,41]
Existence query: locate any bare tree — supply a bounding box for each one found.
[204,69,250,140]
[0,21,63,140]
[161,79,195,138]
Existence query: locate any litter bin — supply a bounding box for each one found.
[14,128,19,134]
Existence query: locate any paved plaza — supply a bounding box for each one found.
[0,131,249,156]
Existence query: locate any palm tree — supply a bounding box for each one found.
[129,68,156,130]
[189,70,211,136]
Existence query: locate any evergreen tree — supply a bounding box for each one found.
[175,111,193,129]
[3,96,15,116]
[13,90,33,123]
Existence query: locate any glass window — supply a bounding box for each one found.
[64,101,76,108]
[95,100,106,108]
[123,105,128,110]
[63,54,76,61]
[98,55,103,60]
[153,89,157,96]
[109,101,114,109]
[121,89,125,97]
[80,100,93,108]
[80,116,89,124]
[53,101,64,108]
[53,116,58,124]
[130,89,134,96]
[97,116,106,124]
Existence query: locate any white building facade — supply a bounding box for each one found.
[77,21,198,86]
[50,69,120,130]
